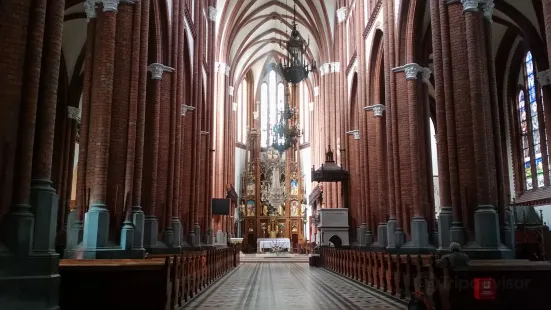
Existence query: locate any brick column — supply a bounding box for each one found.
[440,0,467,246]
[430,0,452,249]
[481,1,514,249]
[81,0,119,254]
[131,0,150,250]
[542,0,551,68]
[120,0,142,250]
[384,0,403,248]
[29,0,65,255]
[70,4,97,252]
[109,0,135,247]
[143,63,174,250]
[3,0,47,255]
[461,0,503,253]
[162,0,180,248]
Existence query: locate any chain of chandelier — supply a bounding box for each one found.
[272,4,316,153]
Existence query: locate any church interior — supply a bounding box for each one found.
[1,0,551,309]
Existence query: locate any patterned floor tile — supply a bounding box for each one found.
[185,263,406,309]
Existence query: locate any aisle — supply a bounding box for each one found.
[185,263,406,309]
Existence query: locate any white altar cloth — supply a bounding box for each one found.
[257,238,291,251]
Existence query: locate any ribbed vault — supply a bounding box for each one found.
[216,0,335,89]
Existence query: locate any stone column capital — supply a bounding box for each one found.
[147,63,175,80]
[346,130,360,140]
[314,86,319,96]
[538,69,551,86]
[461,0,480,12]
[392,63,423,80]
[421,67,432,83]
[481,0,494,20]
[364,104,386,117]
[229,86,234,96]
[84,0,97,21]
[67,106,80,120]
[208,6,218,22]
[337,7,347,23]
[181,104,195,116]
[101,0,120,12]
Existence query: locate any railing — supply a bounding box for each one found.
[320,248,551,309]
[320,248,437,304]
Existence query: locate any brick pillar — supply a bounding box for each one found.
[29,0,65,255]
[142,63,174,251]
[120,0,142,250]
[394,64,431,249]
[461,0,504,254]
[3,0,47,255]
[161,0,179,249]
[131,0,150,250]
[172,0,186,247]
[542,0,551,67]
[82,2,117,251]
[430,0,452,249]
[109,1,134,246]
[481,2,514,249]
[70,5,97,252]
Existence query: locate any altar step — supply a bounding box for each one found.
[239,253,309,263]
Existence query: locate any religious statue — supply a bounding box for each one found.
[239,202,246,217]
[278,204,284,216]
[263,204,269,216]
[291,200,299,216]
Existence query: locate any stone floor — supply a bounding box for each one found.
[186,263,406,309]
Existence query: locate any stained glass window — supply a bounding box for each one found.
[518,51,549,190]
[260,69,285,147]
[261,83,268,148]
[242,81,248,142]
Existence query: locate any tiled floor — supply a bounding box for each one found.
[186,263,406,309]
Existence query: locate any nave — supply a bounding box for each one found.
[186,262,404,310]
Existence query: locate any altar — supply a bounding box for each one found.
[257,238,291,253]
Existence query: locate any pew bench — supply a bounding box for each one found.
[440,260,551,310]
[59,258,173,310]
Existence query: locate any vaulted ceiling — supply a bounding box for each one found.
[215,0,337,88]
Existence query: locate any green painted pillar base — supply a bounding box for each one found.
[83,204,110,249]
[30,179,59,254]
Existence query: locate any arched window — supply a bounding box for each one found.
[242,81,248,142]
[517,51,548,190]
[259,67,285,148]
[261,83,268,147]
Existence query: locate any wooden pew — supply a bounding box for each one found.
[439,260,551,310]
[59,258,173,310]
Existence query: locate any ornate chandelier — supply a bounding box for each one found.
[271,90,301,153]
[279,10,316,84]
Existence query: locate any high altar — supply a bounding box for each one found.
[238,141,307,253]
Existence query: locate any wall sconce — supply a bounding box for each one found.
[345,130,360,140]
[364,104,386,117]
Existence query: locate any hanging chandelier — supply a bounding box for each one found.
[279,8,316,84]
[272,89,301,153]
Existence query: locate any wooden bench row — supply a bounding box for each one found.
[320,248,551,310]
[59,247,239,310]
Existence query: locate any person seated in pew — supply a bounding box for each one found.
[433,242,470,310]
[436,242,470,268]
